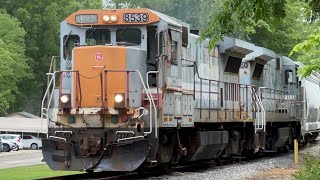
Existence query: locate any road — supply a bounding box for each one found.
[0,150,44,169]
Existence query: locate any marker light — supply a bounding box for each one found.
[110,15,117,22]
[114,94,123,103]
[60,95,69,103]
[103,15,110,22]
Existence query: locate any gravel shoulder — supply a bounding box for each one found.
[151,141,320,180]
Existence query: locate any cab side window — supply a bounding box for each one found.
[63,35,80,60]
[171,41,178,64]
[285,69,293,84]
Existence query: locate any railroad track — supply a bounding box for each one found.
[37,142,318,180]
[34,158,269,180]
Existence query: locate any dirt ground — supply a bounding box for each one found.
[247,166,297,180]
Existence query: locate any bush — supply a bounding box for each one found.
[294,153,320,180]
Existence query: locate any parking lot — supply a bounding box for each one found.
[0,150,44,169]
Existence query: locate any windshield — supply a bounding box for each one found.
[86,29,111,45]
[116,28,141,46]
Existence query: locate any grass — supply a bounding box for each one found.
[294,152,320,180]
[0,164,81,180]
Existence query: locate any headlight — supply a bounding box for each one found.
[114,94,123,103]
[103,15,110,22]
[60,95,69,103]
[110,15,117,22]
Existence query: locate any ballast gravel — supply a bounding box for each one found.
[149,141,320,180]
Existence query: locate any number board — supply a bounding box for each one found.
[123,13,149,23]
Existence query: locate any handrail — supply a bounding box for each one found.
[183,58,253,118]
[250,87,259,130]
[258,87,267,132]
[41,70,81,131]
[182,58,256,87]
[134,70,154,137]
[46,56,59,103]
[249,86,266,133]
[146,71,159,138]
[256,92,266,132]
[104,70,155,137]
[49,136,67,141]
[41,73,55,119]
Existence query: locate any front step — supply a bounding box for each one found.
[144,159,158,168]
[116,131,135,139]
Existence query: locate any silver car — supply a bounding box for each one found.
[0,139,3,152]
[22,135,42,150]
[0,134,23,151]
[0,139,15,152]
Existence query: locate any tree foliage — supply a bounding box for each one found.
[0,11,27,115]
[248,0,314,56]
[114,0,320,77]
[109,0,214,30]
[0,0,102,115]
[199,0,320,77]
[200,0,287,49]
[290,32,320,77]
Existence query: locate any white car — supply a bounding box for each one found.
[1,139,15,152]
[0,134,23,151]
[22,135,42,150]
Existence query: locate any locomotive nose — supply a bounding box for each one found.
[73,46,146,109]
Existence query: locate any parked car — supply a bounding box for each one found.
[0,139,15,152]
[0,134,23,151]
[0,139,3,152]
[22,135,42,150]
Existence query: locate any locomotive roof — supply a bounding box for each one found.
[219,37,256,57]
[243,46,277,62]
[149,9,190,28]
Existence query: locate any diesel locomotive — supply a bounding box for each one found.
[41,8,320,172]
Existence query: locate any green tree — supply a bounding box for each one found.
[290,32,320,77]
[248,0,314,56]
[110,0,214,30]
[0,0,102,114]
[199,0,320,77]
[0,11,28,115]
[110,0,309,57]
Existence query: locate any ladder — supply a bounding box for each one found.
[249,87,266,133]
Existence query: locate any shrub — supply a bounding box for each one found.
[294,153,320,180]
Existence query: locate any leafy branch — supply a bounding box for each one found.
[290,32,320,78]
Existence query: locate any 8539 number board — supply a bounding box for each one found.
[123,13,149,23]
